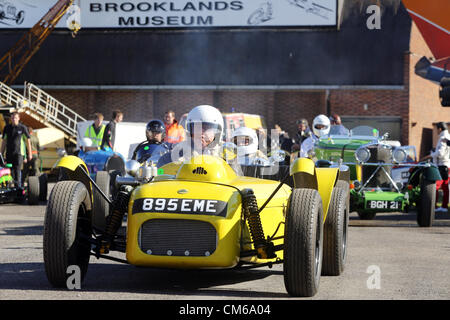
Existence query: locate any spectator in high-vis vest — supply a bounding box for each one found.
[84,113,106,150]
[163,110,185,144]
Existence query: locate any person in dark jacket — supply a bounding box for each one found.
[132,119,172,163]
[291,118,312,152]
[0,112,32,188]
[101,110,123,150]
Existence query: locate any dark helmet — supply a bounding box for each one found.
[146,119,166,141]
[437,122,448,131]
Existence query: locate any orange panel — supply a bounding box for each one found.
[403,0,450,32]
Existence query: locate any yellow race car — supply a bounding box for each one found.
[43,153,350,297]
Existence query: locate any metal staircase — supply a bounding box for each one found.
[0,81,85,144]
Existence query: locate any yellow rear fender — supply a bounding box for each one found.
[56,155,93,207]
[315,167,339,220]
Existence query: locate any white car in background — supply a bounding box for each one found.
[0,1,25,25]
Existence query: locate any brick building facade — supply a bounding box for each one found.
[44,20,445,158]
[2,1,449,157]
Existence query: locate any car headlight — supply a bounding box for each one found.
[353,180,362,190]
[355,147,371,163]
[125,160,140,177]
[392,148,407,163]
[56,148,66,157]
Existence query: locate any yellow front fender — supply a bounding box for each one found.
[56,155,93,209]
[56,155,89,173]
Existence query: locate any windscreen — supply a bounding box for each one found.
[329,125,350,136]
[350,126,379,137]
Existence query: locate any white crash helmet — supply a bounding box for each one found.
[186,105,224,148]
[81,137,93,147]
[232,126,258,157]
[312,114,331,138]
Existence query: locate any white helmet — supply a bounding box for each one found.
[312,114,331,137]
[232,126,258,157]
[186,105,224,148]
[81,137,93,147]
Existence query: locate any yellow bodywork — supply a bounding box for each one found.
[55,155,93,205]
[125,155,339,269]
[290,157,339,221]
[58,154,340,269]
[57,155,89,172]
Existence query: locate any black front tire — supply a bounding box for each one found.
[43,181,92,288]
[416,180,436,227]
[284,188,324,297]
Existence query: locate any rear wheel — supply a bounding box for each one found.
[16,11,25,25]
[322,185,348,276]
[92,171,111,231]
[284,188,324,297]
[27,176,40,205]
[43,181,92,287]
[39,173,48,201]
[416,180,436,227]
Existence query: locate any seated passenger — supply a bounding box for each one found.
[232,126,268,166]
[157,105,224,167]
[300,114,330,158]
[329,114,349,135]
[132,119,172,163]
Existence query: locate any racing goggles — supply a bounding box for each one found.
[146,130,163,136]
[314,124,327,130]
[233,136,252,146]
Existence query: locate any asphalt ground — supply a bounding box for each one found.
[0,183,449,302]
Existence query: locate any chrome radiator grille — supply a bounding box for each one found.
[139,219,217,257]
[362,145,392,188]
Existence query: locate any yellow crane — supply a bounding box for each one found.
[0,0,80,85]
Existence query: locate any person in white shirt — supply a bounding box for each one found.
[300,114,331,158]
[431,122,450,213]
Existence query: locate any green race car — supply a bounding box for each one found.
[314,125,441,227]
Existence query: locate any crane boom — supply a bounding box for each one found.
[0,0,75,85]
